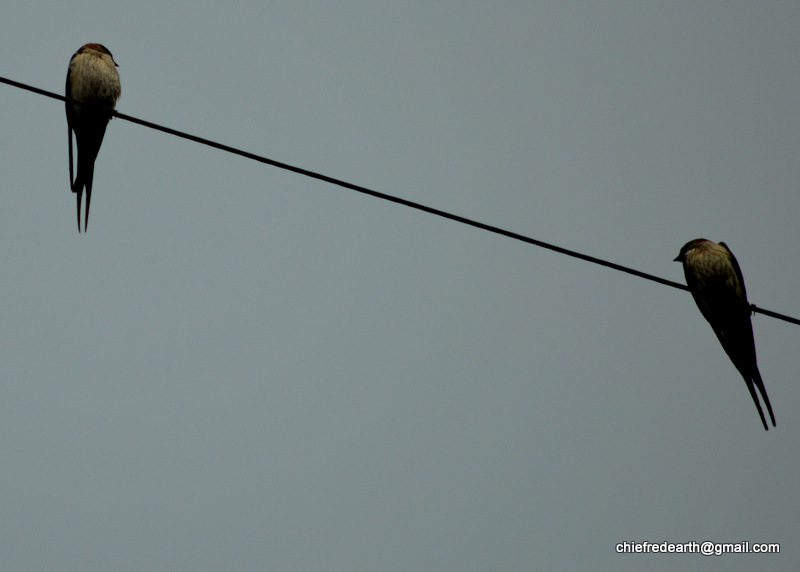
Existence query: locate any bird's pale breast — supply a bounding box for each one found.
[69,53,121,108]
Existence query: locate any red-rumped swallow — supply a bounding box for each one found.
[65,43,121,232]
[675,238,776,430]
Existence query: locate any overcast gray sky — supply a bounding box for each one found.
[1,2,798,570]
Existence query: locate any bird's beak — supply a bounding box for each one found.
[673,255,682,262]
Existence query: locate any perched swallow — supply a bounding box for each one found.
[65,43,121,232]
[675,238,776,430]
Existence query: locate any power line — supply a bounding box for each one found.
[3,75,799,326]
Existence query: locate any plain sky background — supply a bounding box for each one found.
[1,2,798,570]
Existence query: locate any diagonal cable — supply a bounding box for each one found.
[3,75,798,326]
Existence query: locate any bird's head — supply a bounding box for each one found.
[674,238,712,262]
[78,43,118,67]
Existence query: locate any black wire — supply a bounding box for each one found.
[3,75,799,326]
[114,110,691,289]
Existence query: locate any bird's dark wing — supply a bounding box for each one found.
[65,69,76,191]
[719,242,749,304]
[715,244,775,429]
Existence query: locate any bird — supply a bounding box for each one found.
[675,238,776,430]
[65,43,121,232]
